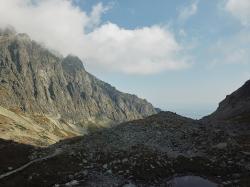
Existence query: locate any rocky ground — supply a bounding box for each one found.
[1,112,250,187]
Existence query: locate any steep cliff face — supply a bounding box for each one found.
[204,80,250,122]
[0,30,156,145]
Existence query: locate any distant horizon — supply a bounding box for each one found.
[91,70,243,120]
[164,106,216,119]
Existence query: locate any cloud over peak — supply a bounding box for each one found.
[0,0,190,74]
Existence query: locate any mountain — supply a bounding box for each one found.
[0,28,156,145]
[1,28,250,186]
[204,80,250,122]
[2,81,248,186]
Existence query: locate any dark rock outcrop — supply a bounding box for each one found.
[204,80,250,122]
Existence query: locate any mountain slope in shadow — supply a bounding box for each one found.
[1,109,250,186]
[204,80,250,123]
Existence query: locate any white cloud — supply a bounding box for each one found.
[0,0,190,74]
[178,1,198,22]
[225,0,250,26]
[85,23,189,74]
[87,2,112,30]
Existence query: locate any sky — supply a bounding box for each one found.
[0,0,250,118]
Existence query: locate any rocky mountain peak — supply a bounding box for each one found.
[231,79,250,99]
[62,55,85,72]
[16,33,31,42]
[0,30,157,145]
[204,79,250,122]
[0,26,16,36]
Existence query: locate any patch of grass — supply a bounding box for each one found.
[0,86,9,97]
[9,107,24,115]
[14,123,27,131]
[0,114,13,124]
[32,115,50,124]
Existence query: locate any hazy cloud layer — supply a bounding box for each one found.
[209,29,250,67]
[0,0,189,74]
[178,1,198,22]
[225,0,250,26]
[208,0,250,67]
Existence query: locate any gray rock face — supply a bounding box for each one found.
[204,80,250,122]
[0,32,156,124]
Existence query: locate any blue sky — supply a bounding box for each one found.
[1,0,249,118]
[74,0,250,118]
